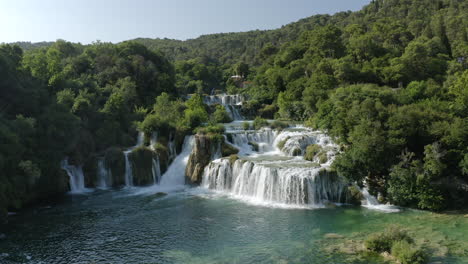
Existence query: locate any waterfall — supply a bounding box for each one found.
[122,131,145,187]
[159,136,195,187]
[202,159,346,207]
[204,94,245,120]
[152,157,162,184]
[150,132,158,150]
[97,158,112,189]
[168,133,177,163]
[61,159,87,193]
[228,128,277,154]
[124,151,133,187]
[361,187,400,212]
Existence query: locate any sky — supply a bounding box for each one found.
[0,0,370,44]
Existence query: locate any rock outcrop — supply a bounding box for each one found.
[185,134,238,184]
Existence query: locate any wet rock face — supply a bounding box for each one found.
[185,134,216,184]
[129,146,156,186]
[104,147,125,187]
[185,134,238,184]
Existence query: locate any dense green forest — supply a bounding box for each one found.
[1,0,467,218]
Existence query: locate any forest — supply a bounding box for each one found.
[1,0,467,218]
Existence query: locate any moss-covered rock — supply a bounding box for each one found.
[292,148,302,156]
[104,147,125,187]
[248,141,259,152]
[129,146,157,186]
[229,154,239,165]
[347,185,364,205]
[82,155,98,188]
[305,144,329,163]
[153,142,169,174]
[305,144,322,161]
[277,136,290,150]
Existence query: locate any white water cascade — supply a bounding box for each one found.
[61,159,87,193]
[159,136,195,187]
[152,157,162,184]
[204,94,245,120]
[202,159,346,207]
[361,187,400,212]
[123,131,145,187]
[97,158,112,189]
[201,125,346,207]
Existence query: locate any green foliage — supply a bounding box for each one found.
[347,185,363,205]
[304,144,322,161]
[365,226,413,253]
[129,146,156,186]
[277,137,290,150]
[221,142,239,157]
[196,124,225,135]
[391,241,428,264]
[270,120,289,130]
[211,105,233,124]
[184,94,209,129]
[243,122,251,130]
[253,117,269,130]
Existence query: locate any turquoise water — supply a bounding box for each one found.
[1,188,467,264]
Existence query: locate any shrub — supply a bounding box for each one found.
[222,142,239,157]
[196,124,225,135]
[243,122,251,130]
[391,241,428,264]
[253,117,269,130]
[347,185,363,205]
[305,144,322,161]
[211,105,232,124]
[365,226,413,253]
[277,136,290,150]
[271,120,289,130]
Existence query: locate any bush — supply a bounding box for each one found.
[196,124,225,135]
[222,142,239,157]
[277,136,290,150]
[243,122,251,130]
[253,117,269,130]
[305,144,322,161]
[391,241,428,264]
[271,120,289,130]
[365,226,413,253]
[347,185,363,205]
[211,105,232,124]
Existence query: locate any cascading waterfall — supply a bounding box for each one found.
[201,126,346,207]
[204,94,245,120]
[149,132,162,184]
[228,128,277,154]
[361,187,400,212]
[124,151,133,187]
[159,136,195,187]
[202,159,346,207]
[152,157,162,184]
[61,159,87,193]
[123,131,145,187]
[97,158,112,189]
